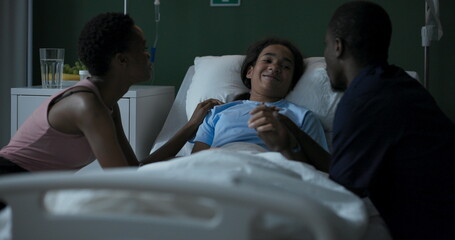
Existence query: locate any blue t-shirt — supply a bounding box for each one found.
[329,64,455,239]
[193,99,328,151]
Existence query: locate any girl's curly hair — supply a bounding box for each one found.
[78,12,135,76]
[240,37,305,91]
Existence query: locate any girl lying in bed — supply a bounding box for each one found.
[143,38,329,167]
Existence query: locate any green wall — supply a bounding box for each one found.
[33,0,455,122]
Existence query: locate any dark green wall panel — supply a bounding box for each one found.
[32,0,455,121]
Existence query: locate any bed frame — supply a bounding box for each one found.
[0,169,342,240]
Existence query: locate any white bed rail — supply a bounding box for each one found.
[0,169,343,240]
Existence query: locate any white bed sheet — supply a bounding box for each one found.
[138,145,369,239]
[1,144,370,240]
[0,143,391,240]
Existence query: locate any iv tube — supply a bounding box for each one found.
[154,0,160,25]
[150,0,160,63]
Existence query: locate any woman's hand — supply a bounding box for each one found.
[186,98,223,144]
[188,98,224,126]
[142,98,223,165]
[185,98,224,138]
[248,104,295,152]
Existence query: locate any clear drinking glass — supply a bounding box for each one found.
[39,48,65,88]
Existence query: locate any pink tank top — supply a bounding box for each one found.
[0,80,109,172]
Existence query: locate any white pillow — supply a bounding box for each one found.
[286,57,343,133]
[286,57,344,149]
[185,55,249,119]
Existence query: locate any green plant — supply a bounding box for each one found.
[63,60,87,74]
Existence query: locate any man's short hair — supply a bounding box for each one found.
[328,1,392,64]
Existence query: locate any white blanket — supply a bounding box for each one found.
[0,144,370,240]
[137,146,368,239]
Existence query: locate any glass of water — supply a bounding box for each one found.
[39,48,65,88]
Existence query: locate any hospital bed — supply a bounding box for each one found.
[0,56,414,240]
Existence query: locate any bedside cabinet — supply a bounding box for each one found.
[10,85,175,162]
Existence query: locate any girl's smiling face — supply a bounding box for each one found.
[247,44,295,102]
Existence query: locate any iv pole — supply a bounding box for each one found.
[123,0,160,63]
[422,1,431,89]
[421,0,443,90]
